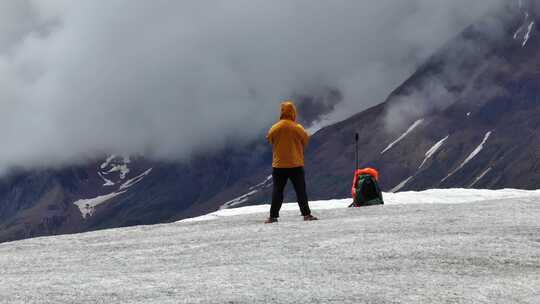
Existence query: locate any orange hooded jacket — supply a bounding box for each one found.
[267,101,309,168]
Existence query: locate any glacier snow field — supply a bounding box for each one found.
[0,189,539,304]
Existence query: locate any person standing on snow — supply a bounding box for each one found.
[265,100,318,223]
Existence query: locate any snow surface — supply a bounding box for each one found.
[442,131,492,183]
[1,189,539,303]
[381,119,424,154]
[185,188,540,222]
[418,135,449,169]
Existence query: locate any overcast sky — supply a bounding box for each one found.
[0,0,507,172]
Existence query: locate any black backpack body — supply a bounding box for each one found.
[349,173,384,207]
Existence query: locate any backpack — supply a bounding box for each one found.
[349,168,384,207]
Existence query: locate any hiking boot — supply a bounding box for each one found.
[303,215,318,221]
[264,217,278,224]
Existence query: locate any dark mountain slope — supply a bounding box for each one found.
[0,146,271,242]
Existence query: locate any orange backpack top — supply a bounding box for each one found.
[351,167,380,198]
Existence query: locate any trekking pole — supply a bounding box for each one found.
[349,132,360,208]
[355,133,359,171]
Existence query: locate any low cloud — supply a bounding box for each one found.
[0,0,506,172]
[383,3,516,132]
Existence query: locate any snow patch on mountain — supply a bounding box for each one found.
[221,175,273,209]
[513,2,536,47]
[73,156,153,218]
[220,190,259,209]
[98,155,132,184]
[107,164,130,179]
[442,131,492,183]
[419,135,449,169]
[381,119,424,154]
[390,176,414,193]
[100,155,117,169]
[249,175,273,191]
[73,191,126,218]
[119,168,153,190]
[98,172,115,187]
[522,21,535,46]
[470,167,492,187]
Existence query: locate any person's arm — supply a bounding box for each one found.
[267,126,275,144]
[297,124,309,147]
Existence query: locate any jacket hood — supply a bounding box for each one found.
[279,101,296,121]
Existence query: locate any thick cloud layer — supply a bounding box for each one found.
[0,0,506,172]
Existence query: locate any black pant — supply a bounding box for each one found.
[270,167,311,218]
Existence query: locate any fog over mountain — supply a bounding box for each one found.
[0,0,506,173]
